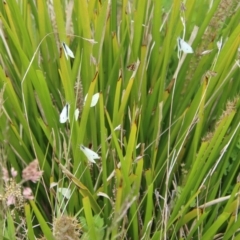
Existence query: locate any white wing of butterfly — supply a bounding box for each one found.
[177,37,194,54]
[50,183,71,199]
[57,188,71,199]
[84,93,100,107]
[74,108,80,121]
[60,103,70,123]
[74,93,100,122]
[80,144,100,163]
[217,37,223,51]
[62,42,75,60]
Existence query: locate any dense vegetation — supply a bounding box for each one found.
[0,0,240,239]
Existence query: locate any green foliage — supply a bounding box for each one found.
[79,215,105,240]
[0,0,240,239]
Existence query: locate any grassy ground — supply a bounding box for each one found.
[0,0,240,239]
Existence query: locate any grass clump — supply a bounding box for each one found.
[0,0,240,239]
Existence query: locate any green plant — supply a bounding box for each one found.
[0,0,240,239]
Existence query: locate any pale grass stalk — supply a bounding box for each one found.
[106,193,139,239]
[140,219,153,240]
[167,26,198,160]
[164,26,198,239]
[146,40,155,69]
[0,22,13,63]
[144,3,154,44]
[8,144,29,164]
[145,0,152,28]
[164,60,180,238]
[142,0,152,43]
[65,0,74,36]
[168,150,177,176]
[195,195,203,239]
[167,26,199,162]
[66,57,83,160]
[198,191,240,209]
[159,9,170,32]
[94,161,105,191]
[127,3,134,62]
[104,85,111,108]
[66,34,98,44]
[59,130,70,166]
[180,14,186,40]
[96,192,114,206]
[167,80,207,194]
[115,196,137,223]
[143,112,189,153]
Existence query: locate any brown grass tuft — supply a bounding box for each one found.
[52,215,81,240]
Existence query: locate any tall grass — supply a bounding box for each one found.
[0,0,240,239]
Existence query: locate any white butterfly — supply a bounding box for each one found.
[50,183,72,199]
[74,93,99,122]
[84,93,100,107]
[62,42,75,60]
[60,103,70,123]
[217,37,223,51]
[177,37,194,54]
[80,144,100,163]
[57,188,71,199]
[74,108,80,121]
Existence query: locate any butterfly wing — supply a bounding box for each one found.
[60,103,70,123]
[74,108,80,121]
[179,38,193,53]
[62,42,75,59]
[90,93,100,107]
[84,93,100,107]
[80,145,100,163]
